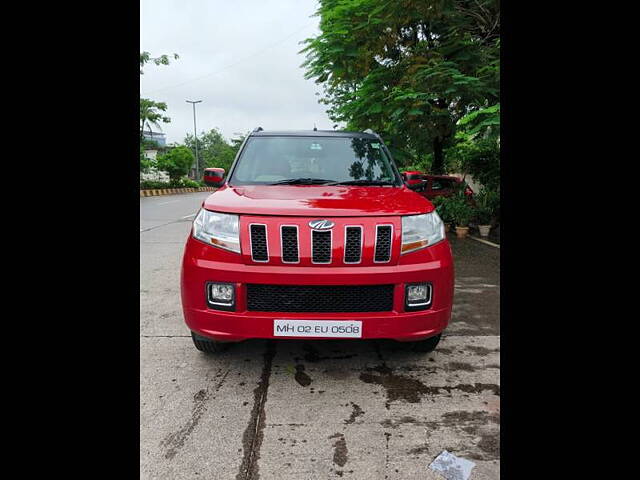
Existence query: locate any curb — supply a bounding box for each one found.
[468,235,500,248]
[140,187,217,197]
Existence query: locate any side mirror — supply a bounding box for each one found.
[203,168,225,187]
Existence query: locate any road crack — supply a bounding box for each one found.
[236,340,276,480]
[160,368,230,459]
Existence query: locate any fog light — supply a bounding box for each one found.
[206,282,235,310]
[405,283,432,310]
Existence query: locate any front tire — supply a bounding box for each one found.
[191,331,228,353]
[409,333,442,353]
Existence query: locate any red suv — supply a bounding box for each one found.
[181,129,454,354]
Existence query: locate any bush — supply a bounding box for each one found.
[447,192,475,227]
[432,196,454,225]
[474,187,499,225]
[168,178,201,188]
[140,177,203,190]
[474,205,493,225]
[156,146,195,181]
[140,180,169,190]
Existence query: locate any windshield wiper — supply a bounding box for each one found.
[326,179,397,186]
[270,178,337,185]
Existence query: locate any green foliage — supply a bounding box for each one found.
[458,103,500,135]
[474,187,499,224]
[140,144,153,172]
[140,180,168,190]
[184,129,246,178]
[169,178,201,188]
[431,195,454,224]
[447,133,499,190]
[140,178,202,190]
[140,51,179,74]
[140,51,178,171]
[140,98,170,138]
[403,152,433,174]
[229,134,246,157]
[301,0,500,173]
[445,99,499,185]
[447,190,475,227]
[156,146,195,181]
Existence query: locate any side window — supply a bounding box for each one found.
[431,179,455,191]
[431,179,444,191]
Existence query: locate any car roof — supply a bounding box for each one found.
[250,129,379,139]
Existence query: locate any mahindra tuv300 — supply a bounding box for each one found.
[181,129,454,353]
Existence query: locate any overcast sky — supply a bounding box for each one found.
[140,0,336,144]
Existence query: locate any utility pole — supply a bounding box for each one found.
[186,100,202,178]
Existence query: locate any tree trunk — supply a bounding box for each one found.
[432,137,445,174]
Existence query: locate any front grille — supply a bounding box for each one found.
[281,226,299,263]
[374,225,392,262]
[246,219,396,264]
[344,227,362,263]
[246,284,394,312]
[250,224,268,261]
[312,230,331,263]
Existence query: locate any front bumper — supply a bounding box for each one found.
[181,237,454,342]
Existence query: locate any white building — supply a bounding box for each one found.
[141,131,170,182]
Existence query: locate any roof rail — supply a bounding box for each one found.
[252,126,263,132]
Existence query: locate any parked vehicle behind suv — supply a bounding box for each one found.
[181,129,454,354]
[401,170,425,187]
[402,173,474,201]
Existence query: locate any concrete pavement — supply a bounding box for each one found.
[140,192,500,479]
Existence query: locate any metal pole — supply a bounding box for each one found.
[186,100,202,178]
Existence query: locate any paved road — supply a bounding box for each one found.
[140,192,500,479]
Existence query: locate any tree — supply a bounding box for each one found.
[184,128,242,177]
[140,98,170,139]
[447,102,499,190]
[156,146,194,181]
[301,0,500,173]
[139,51,178,156]
[140,52,179,74]
[230,134,246,154]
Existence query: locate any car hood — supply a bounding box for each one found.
[202,184,434,217]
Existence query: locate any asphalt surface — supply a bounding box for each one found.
[140,192,500,479]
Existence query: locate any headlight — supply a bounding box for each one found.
[192,209,240,253]
[401,211,445,254]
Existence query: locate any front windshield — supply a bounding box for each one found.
[229,136,401,186]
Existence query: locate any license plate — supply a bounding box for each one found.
[273,319,362,338]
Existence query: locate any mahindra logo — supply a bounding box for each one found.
[308,219,335,231]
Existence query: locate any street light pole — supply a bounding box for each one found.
[186,100,202,178]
